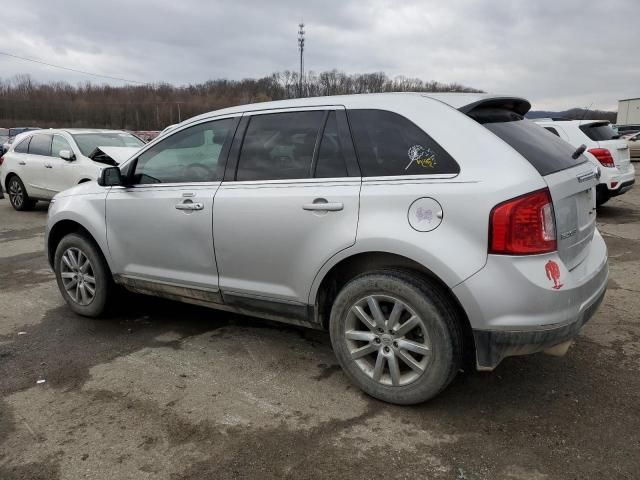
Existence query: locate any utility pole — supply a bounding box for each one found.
[298,22,305,97]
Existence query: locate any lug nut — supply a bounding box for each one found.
[393,341,398,348]
[383,346,390,353]
[375,338,381,344]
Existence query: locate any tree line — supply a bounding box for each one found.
[0,71,482,131]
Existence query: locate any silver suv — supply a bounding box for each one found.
[46,93,608,404]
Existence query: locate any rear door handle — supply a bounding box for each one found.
[45,163,53,168]
[303,199,344,211]
[18,161,26,165]
[175,202,204,211]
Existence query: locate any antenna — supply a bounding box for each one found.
[298,22,305,97]
[580,102,593,124]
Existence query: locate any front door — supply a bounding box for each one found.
[105,117,238,298]
[213,108,361,307]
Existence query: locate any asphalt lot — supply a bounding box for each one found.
[1,178,639,480]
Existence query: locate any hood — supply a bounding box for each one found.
[89,146,139,165]
[53,180,105,199]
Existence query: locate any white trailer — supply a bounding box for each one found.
[617,98,640,125]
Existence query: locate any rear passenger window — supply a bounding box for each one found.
[28,134,52,156]
[315,112,348,178]
[348,109,460,177]
[237,111,324,181]
[14,137,31,153]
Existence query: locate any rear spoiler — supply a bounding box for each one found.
[458,97,531,116]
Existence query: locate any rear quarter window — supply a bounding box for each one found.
[348,109,459,177]
[469,108,587,176]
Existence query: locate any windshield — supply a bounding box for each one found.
[469,108,587,176]
[580,122,619,141]
[71,132,144,156]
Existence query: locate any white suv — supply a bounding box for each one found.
[0,129,144,210]
[45,94,608,404]
[534,119,635,205]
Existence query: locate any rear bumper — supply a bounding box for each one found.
[454,229,608,370]
[609,178,635,197]
[604,164,635,193]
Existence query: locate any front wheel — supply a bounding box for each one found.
[54,233,113,317]
[329,271,463,405]
[7,175,36,211]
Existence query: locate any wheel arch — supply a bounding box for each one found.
[47,219,108,271]
[312,251,475,365]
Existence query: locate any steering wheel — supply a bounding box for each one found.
[184,163,214,181]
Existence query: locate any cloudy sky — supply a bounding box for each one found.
[1,0,637,110]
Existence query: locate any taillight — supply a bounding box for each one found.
[0,155,4,166]
[588,148,615,168]
[489,188,557,255]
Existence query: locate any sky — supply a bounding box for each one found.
[1,0,638,111]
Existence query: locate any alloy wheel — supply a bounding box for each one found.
[60,247,96,306]
[344,294,431,387]
[8,179,24,209]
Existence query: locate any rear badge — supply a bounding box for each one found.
[545,260,563,290]
[560,228,577,240]
[408,198,443,232]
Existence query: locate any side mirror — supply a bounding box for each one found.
[59,149,75,161]
[98,166,124,187]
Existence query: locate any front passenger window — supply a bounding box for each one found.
[132,119,235,184]
[52,136,73,157]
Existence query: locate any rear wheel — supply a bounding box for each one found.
[329,270,462,405]
[54,233,113,317]
[596,185,610,206]
[7,175,36,211]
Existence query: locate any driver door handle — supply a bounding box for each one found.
[18,161,26,165]
[303,199,344,211]
[175,202,204,211]
[45,163,53,168]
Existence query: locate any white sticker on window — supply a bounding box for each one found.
[405,145,437,171]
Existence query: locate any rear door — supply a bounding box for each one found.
[580,122,632,173]
[25,133,53,198]
[475,111,597,270]
[213,108,361,308]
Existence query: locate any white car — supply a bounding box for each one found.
[0,129,144,210]
[534,119,635,205]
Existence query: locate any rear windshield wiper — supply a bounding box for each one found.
[572,144,587,159]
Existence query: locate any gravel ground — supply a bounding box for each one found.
[1,176,639,480]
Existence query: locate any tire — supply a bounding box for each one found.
[7,175,36,211]
[54,233,113,317]
[329,270,462,405]
[596,186,610,207]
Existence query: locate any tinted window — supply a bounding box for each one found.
[579,123,619,141]
[52,135,72,157]
[544,127,560,137]
[315,112,348,178]
[14,137,31,153]
[28,134,52,156]
[71,132,144,156]
[348,110,459,176]
[237,111,324,181]
[132,118,234,184]
[471,108,586,176]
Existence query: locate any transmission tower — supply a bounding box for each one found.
[298,22,305,97]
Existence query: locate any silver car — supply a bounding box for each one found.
[45,93,608,404]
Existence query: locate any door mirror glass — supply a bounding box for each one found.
[59,149,75,161]
[98,166,124,187]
